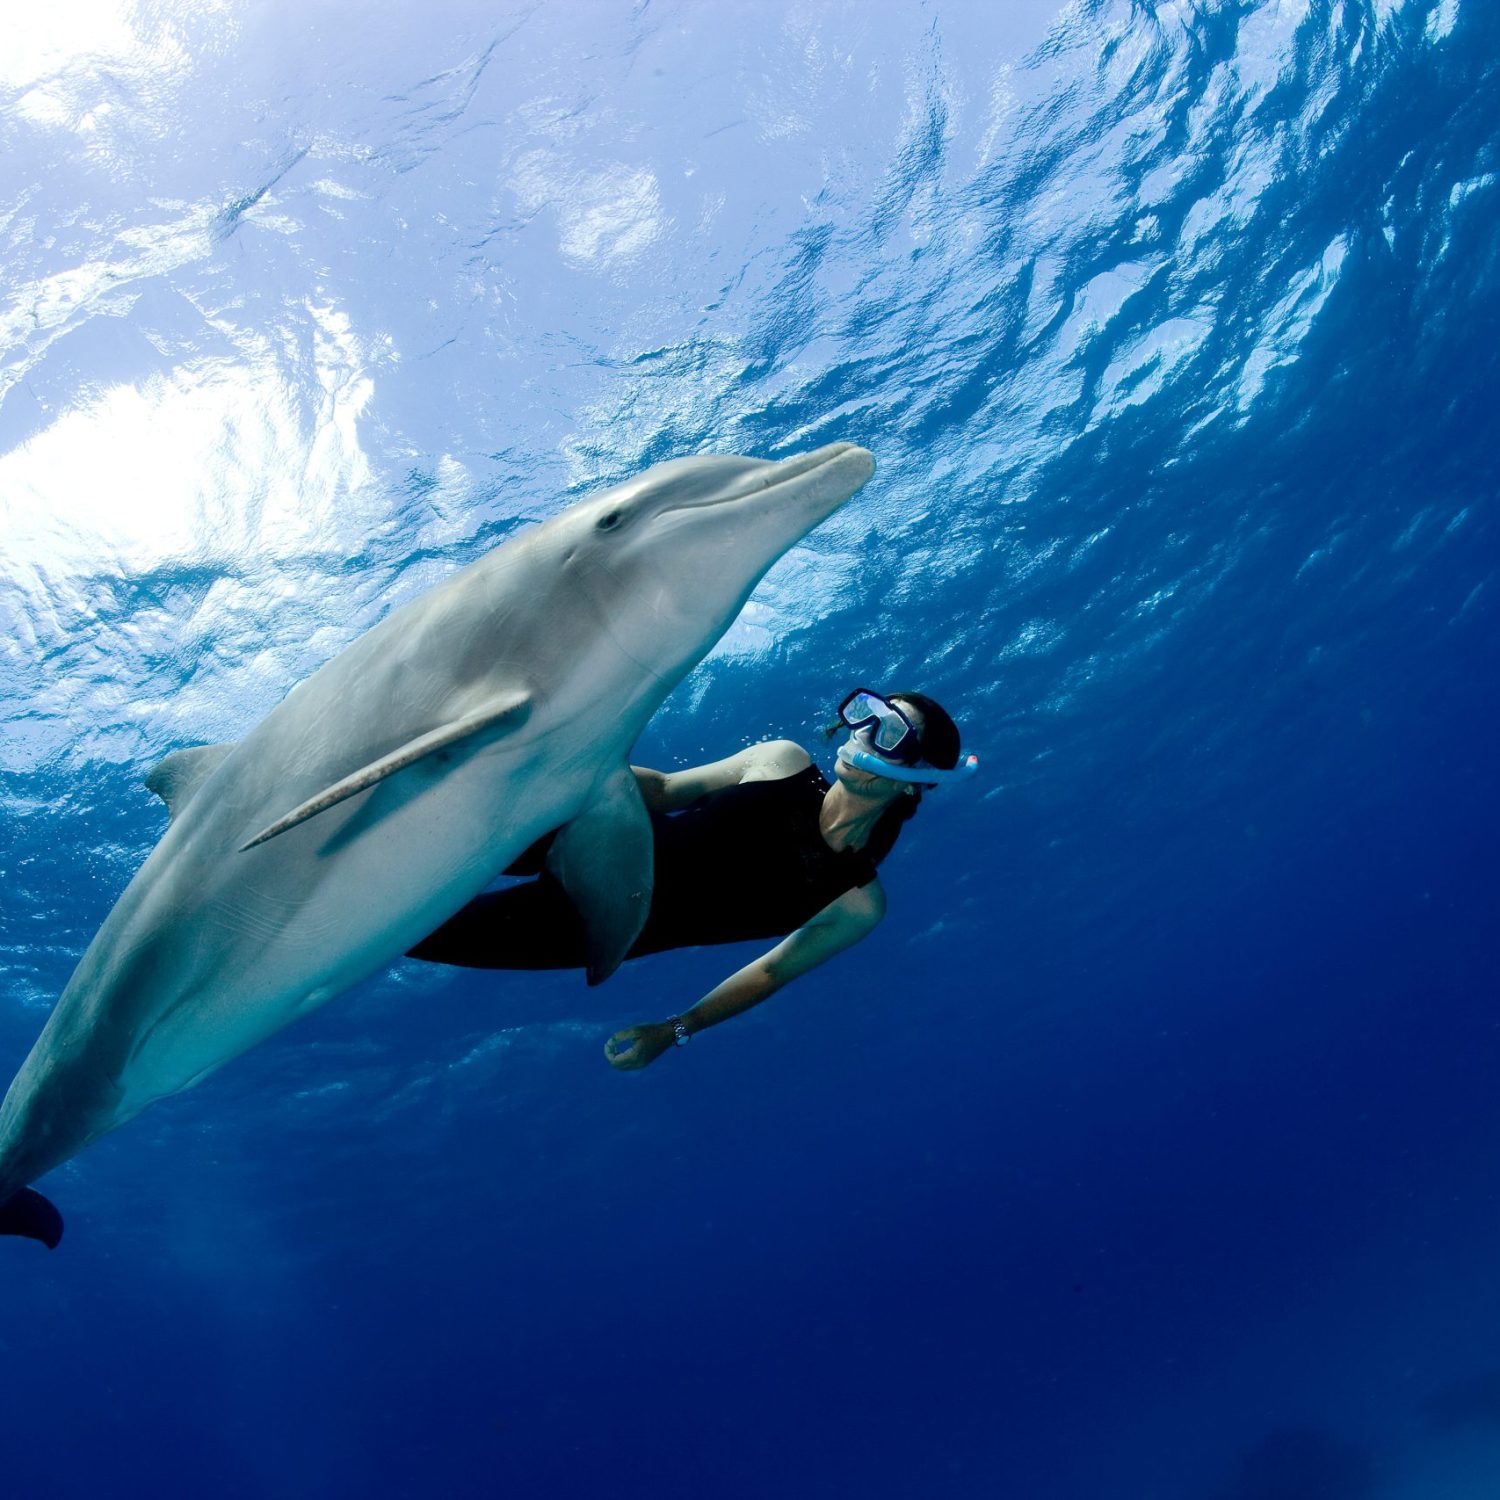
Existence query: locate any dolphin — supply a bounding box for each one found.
[0,442,875,1247]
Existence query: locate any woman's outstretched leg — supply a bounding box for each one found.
[407,877,588,970]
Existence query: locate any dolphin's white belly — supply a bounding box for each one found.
[29,733,604,1129]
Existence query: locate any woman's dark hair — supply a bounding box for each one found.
[861,690,961,866]
[889,691,961,770]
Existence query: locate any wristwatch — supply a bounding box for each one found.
[670,1018,692,1047]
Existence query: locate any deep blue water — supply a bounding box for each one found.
[2,2,1497,1496]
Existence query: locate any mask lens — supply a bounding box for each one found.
[838,690,919,760]
[840,691,883,730]
[871,712,910,752]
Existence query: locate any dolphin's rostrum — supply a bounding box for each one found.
[0,443,876,1247]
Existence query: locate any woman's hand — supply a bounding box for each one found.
[604,1021,678,1070]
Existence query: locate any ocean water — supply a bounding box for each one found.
[1,2,1497,1496]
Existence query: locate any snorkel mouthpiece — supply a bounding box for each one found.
[836,743,979,786]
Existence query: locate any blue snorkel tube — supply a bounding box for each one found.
[836,742,980,787]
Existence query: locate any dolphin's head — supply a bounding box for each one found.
[534,442,874,715]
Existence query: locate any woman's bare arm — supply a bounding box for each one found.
[604,879,886,1069]
[631,740,810,812]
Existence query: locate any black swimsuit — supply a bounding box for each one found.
[409,765,877,970]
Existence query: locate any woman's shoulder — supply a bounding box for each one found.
[738,739,814,783]
[647,741,815,810]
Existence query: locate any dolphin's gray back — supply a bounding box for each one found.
[0,537,583,1196]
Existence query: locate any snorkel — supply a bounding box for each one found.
[833,687,977,789]
[836,740,980,786]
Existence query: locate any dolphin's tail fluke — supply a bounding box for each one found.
[0,1187,63,1249]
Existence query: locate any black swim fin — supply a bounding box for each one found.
[0,1187,63,1249]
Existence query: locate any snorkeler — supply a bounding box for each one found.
[408,690,976,1069]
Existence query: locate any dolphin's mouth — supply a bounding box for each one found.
[662,442,875,517]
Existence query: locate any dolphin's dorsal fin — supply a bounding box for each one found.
[545,765,653,987]
[145,744,236,823]
[239,688,533,852]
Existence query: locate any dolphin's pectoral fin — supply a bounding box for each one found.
[240,688,534,852]
[545,766,653,987]
[146,744,236,822]
[0,1187,63,1249]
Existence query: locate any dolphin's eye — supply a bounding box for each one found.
[596,509,625,532]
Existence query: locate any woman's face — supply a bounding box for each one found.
[835,698,925,794]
